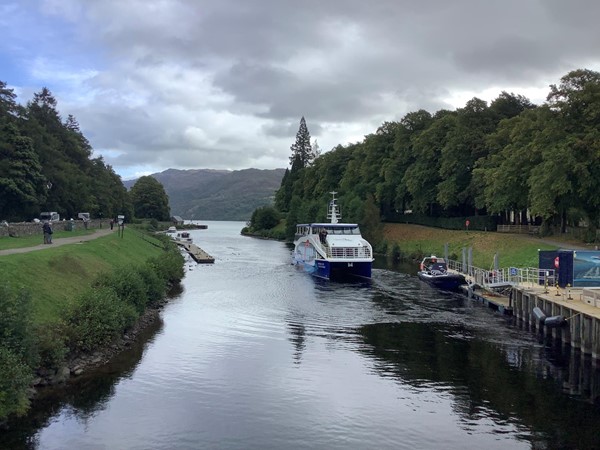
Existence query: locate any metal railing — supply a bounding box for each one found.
[325,245,372,260]
[496,225,540,234]
[447,259,555,289]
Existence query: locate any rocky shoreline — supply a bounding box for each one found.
[32,297,168,389]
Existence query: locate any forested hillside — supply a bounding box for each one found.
[0,82,131,222]
[271,69,600,243]
[126,168,285,220]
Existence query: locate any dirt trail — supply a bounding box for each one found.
[0,228,115,256]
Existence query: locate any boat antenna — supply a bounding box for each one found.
[327,191,341,224]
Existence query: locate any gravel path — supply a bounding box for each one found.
[0,228,115,256]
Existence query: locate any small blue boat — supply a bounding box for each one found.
[417,255,466,290]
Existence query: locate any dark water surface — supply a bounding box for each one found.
[3,221,600,449]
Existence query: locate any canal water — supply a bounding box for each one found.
[3,221,600,449]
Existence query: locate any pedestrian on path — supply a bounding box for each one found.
[42,221,53,244]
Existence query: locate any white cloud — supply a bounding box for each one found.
[3,0,599,178]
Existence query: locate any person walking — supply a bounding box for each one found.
[42,221,53,244]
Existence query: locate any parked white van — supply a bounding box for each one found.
[40,212,60,222]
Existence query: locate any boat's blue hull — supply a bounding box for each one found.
[417,271,466,290]
[296,258,372,280]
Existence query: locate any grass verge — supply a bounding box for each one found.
[0,230,184,420]
[382,223,562,268]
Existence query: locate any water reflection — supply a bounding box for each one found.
[1,308,166,450]
[286,320,306,364]
[358,321,600,447]
[5,223,600,449]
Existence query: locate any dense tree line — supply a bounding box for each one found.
[0,81,170,222]
[272,69,600,242]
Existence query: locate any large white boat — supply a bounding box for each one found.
[292,192,374,280]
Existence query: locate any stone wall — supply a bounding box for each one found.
[0,219,112,237]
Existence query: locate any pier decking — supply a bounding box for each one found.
[512,285,600,359]
[177,242,215,263]
[457,278,600,359]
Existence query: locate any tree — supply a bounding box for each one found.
[250,206,280,230]
[0,81,20,122]
[0,123,45,220]
[312,139,322,160]
[361,194,383,247]
[542,69,600,231]
[130,176,171,220]
[289,116,314,168]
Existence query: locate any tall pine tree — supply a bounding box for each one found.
[289,116,315,168]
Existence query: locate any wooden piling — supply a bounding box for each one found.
[512,285,600,359]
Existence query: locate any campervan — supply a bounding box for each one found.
[40,212,60,222]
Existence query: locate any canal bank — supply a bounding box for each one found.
[4,221,600,449]
[0,229,185,422]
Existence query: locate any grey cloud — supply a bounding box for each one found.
[262,120,323,139]
[28,0,600,177]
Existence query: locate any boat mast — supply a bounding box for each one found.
[327,191,341,224]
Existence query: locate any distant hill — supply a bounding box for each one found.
[124,168,285,221]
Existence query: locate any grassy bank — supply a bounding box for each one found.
[0,229,184,419]
[383,223,566,268]
[0,230,167,324]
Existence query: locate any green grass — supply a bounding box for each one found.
[0,229,95,250]
[383,224,560,268]
[0,231,166,325]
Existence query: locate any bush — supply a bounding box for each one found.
[68,287,138,352]
[34,321,67,369]
[0,284,38,368]
[0,284,37,419]
[390,243,402,261]
[148,249,184,283]
[376,240,388,255]
[96,268,148,314]
[385,212,498,231]
[138,263,166,305]
[0,348,33,418]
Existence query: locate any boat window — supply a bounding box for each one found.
[325,226,361,235]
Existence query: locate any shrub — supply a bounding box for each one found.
[138,263,166,305]
[68,287,138,352]
[0,284,38,368]
[390,243,402,261]
[0,284,37,419]
[96,268,147,314]
[376,240,388,255]
[148,249,184,283]
[34,321,67,369]
[0,348,33,418]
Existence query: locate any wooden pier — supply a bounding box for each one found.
[177,242,215,264]
[459,284,512,315]
[511,286,600,359]
[459,280,600,359]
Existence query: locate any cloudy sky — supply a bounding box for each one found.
[2,0,599,179]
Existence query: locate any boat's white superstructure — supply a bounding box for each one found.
[292,192,374,280]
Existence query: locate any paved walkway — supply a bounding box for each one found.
[0,228,115,256]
